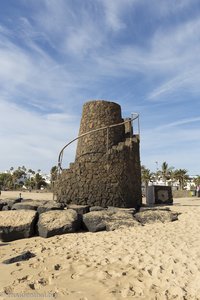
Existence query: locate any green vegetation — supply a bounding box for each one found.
[141,165,154,195]
[0,166,51,191]
[141,162,198,191]
[158,161,174,184]
[0,163,198,192]
[50,166,58,184]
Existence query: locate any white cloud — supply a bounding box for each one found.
[0,0,200,175]
[151,0,199,16]
[141,126,200,174]
[100,0,128,31]
[0,99,79,172]
[64,24,104,56]
[147,16,200,99]
[155,117,200,130]
[0,23,94,112]
[32,0,105,57]
[148,70,199,100]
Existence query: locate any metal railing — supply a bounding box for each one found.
[57,113,140,175]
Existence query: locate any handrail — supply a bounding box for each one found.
[57,113,139,175]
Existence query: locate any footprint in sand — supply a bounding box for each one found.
[2,285,13,295]
[17,275,32,283]
[29,277,49,290]
[10,267,23,275]
[112,282,141,298]
[54,263,61,270]
[29,262,40,269]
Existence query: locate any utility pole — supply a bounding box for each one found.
[155,161,158,184]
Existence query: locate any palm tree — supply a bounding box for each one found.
[173,169,189,190]
[35,173,46,189]
[50,166,58,192]
[28,169,35,175]
[25,177,35,190]
[0,172,13,190]
[21,165,27,172]
[50,166,58,183]
[159,161,174,185]
[141,165,154,195]
[12,168,26,186]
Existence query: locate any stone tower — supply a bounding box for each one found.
[55,100,142,208]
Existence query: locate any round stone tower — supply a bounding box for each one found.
[76,100,125,161]
[56,99,142,209]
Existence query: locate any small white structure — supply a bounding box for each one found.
[146,185,173,206]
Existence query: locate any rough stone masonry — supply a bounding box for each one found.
[55,100,142,208]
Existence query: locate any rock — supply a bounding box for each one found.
[37,202,64,214]
[67,204,90,215]
[15,197,23,203]
[11,200,53,211]
[83,211,107,232]
[37,209,80,238]
[1,205,10,211]
[105,211,140,230]
[12,202,39,210]
[21,199,50,204]
[134,210,179,225]
[0,201,7,211]
[21,198,33,202]
[89,206,107,212]
[139,206,171,212]
[83,210,140,232]
[0,198,22,209]
[107,206,136,214]
[2,251,36,264]
[4,200,15,209]
[0,210,37,242]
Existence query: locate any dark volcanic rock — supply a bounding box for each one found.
[2,205,10,211]
[2,251,36,264]
[12,202,39,210]
[0,201,7,211]
[82,211,107,232]
[107,207,136,214]
[0,198,22,210]
[0,210,37,242]
[12,200,53,211]
[89,206,107,212]
[37,209,80,238]
[67,204,90,215]
[139,207,171,212]
[134,209,178,225]
[83,210,140,232]
[105,211,140,230]
[37,202,64,214]
[21,199,49,204]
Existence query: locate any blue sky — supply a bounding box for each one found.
[0,0,200,175]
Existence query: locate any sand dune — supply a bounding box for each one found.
[0,192,200,299]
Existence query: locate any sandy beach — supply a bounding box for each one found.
[0,192,200,299]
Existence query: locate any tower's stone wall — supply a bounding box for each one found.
[55,100,142,209]
[76,101,125,161]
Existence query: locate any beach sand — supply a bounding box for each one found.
[0,191,54,201]
[0,192,200,299]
